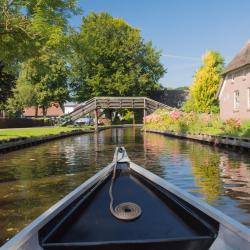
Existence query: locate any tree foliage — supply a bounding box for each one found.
[0,63,15,110]
[7,80,37,116]
[0,0,81,71]
[70,12,165,101]
[8,53,69,115]
[184,51,224,113]
[1,7,167,116]
[1,0,80,115]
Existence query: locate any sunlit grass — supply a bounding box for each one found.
[0,126,92,141]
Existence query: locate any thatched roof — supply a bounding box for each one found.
[222,40,250,75]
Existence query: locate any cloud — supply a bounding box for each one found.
[169,63,199,70]
[162,53,201,61]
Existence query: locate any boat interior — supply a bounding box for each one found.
[39,162,219,250]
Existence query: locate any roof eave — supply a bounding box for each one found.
[222,63,250,75]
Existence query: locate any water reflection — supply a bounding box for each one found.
[1,128,250,245]
[188,146,221,203]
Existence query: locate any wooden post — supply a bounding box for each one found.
[94,109,98,132]
[143,108,147,125]
[143,98,147,125]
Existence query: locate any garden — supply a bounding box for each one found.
[144,109,250,138]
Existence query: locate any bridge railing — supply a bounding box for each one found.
[68,98,96,121]
[59,96,175,125]
[145,97,173,110]
[96,97,145,109]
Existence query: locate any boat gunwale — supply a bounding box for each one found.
[129,161,250,242]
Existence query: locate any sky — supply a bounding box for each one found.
[70,0,250,88]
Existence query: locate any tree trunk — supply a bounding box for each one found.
[35,106,38,117]
[42,106,47,117]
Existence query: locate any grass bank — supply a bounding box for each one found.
[0,126,93,141]
[144,109,250,138]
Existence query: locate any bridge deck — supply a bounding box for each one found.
[61,97,173,128]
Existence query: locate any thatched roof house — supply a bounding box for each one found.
[218,41,250,120]
[222,40,250,75]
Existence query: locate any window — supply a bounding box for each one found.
[248,88,250,109]
[234,90,240,110]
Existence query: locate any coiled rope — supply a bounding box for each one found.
[109,147,142,221]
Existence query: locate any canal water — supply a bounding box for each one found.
[1,127,250,245]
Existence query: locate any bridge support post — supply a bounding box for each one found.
[143,108,147,125]
[94,109,98,132]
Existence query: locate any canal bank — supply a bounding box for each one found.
[0,125,142,153]
[1,127,250,245]
[145,129,250,150]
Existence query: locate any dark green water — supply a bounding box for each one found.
[1,127,250,245]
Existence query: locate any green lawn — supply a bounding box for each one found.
[0,126,92,141]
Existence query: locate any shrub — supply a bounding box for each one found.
[224,118,241,135]
[144,108,250,138]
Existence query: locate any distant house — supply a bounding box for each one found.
[64,102,77,114]
[23,102,79,118]
[23,102,64,118]
[218,41,250,120]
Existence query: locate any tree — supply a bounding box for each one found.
[8,52,70,116]
[0,63,15,111]
[70,12,165,101]
[7,80,38,116]
[184,51,224,113]
[0,0,81,72]
[1,0,80,115]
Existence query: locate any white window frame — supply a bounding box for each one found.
[234,90,240,110]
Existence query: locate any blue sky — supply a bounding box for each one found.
[70,0,250,88]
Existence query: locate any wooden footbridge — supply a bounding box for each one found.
[61,97,173,129]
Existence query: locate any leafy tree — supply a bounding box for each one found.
[70,12,165,101]
[184,51,224,113]
[1,0,80,115]
[0,63,15,110]
[7,81,38,116]
[0,0,81,71]
[8,53,70,116]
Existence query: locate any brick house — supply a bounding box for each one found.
[218,41,250,120]
[23,102,64,118]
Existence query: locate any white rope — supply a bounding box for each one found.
[109,147,142,220]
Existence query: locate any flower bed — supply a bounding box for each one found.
[144,109,250,138]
